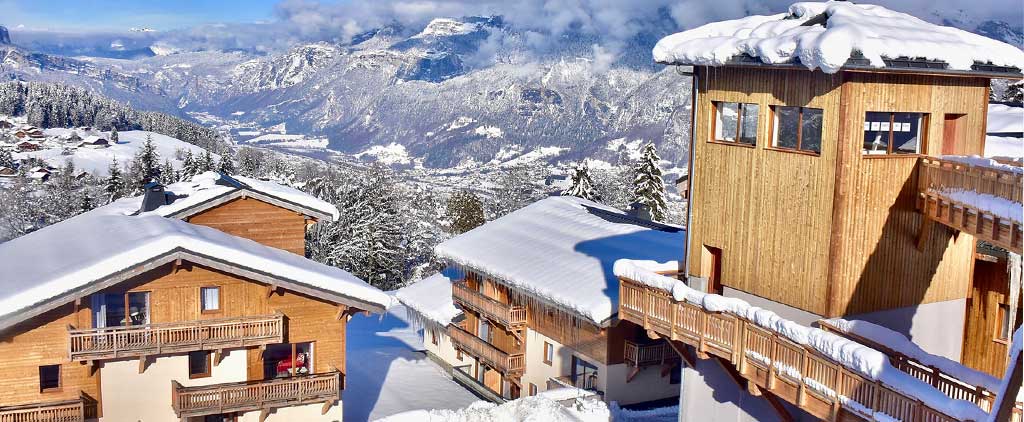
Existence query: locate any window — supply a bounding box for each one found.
[997,303,1011,342]
[39,365,61,392]
[201,286,221,313]
[713,102,759,146]
[188,351,212,379]
[863,112,925,155]
[571,356,599,390]
[431,329,439,345]
[543,342,553,365]
[263,342,314,379]
[771,106,823,154]
[529,383,538,396]
[456,349,464,361]
[92,291,150,327]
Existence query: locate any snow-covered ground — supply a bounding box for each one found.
[13,129,212,176]
[345,304,479,421]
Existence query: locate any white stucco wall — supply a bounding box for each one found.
[237,402,343,422]
[423,327,469,370]
[100,350,248,422]
[679,358,813,422]
[521,328,576,395]
[603,362,679,405]
[847,298,967,361]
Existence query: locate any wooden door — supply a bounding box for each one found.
[942,114,964,155]
[703,246,724,295]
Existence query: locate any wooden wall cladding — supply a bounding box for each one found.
[187,197,308,255]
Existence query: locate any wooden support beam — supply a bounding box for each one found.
[626,367,640,383]
[665,339,695,368]
[335,305,348,321]
[915,215,933,251]
[747,379,762,397]
[265,284,278,298]
[259,408,271,422]
[214,349,224,367]
[646,329,661,340]
[761,390,795,422]
[321,400,334,415]
[138,355,148,374]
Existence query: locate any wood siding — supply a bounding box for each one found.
[687,67,843,315]
[962,258,1021,377]
[187,197,308,255]
[827,73,985,316]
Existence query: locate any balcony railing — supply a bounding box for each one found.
[0,394,96,422]
[452,283,527,328]
[171,372,342,418]
[548,375,601,395]
[918,156,1023,253]
[451,365,507,403]
[619,278,994,422]
[624,340,680,368]
[68,313,284,361]
[447,324,525,374]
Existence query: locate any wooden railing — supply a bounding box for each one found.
[818,320,1000,412]
[452,282,527,328]
[0,394,96,422]
[171,372,341,418]
[619,278,983,422]
[68,313,284,361]
[447,324,525,374]
[918,157,1023,253]
[623,340,680,367]
[548,375,601,394]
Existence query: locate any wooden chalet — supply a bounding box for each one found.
[0,172,390,422]
[617,2,1024,422]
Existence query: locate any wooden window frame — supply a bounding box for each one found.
[543,342,553,365]
[529,383,538,396]
[862,111,929,157]
[39,364,62,393]
[710,101,758,148]
[768,106,823,156]
[200,286,222,315]
[995,303,1011,344]
[188,351,212,379]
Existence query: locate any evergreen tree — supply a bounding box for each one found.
[134,135,159,185]
[105,157,124,201]
[160,159,177,184]
[180,150,199,180]
[444,190,486,234]
[237,147,265,177]
[198,150,215,173]
[80,193,93,212]
[0,148,13,168]
[632,142,668,222]
[562,161,599,201]
[218,149,236,175]
[109,126,118,143]
[1003,80,1023,104]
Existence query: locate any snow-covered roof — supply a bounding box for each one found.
[0,213,393,332]
[434,196,685,325]
[988,104,1024,134]
[80,135,107,144]
[394,273,462,327]
[653,1,1024,76]
[86,171,340,222]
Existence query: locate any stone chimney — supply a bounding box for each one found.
[628,202,652,221]
[139,181,167,213]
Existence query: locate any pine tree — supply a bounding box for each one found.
[562,161,599,201]
[109,126,118,143]
[134,135,159,185]
[160,159,177,184]
[80,193,93,212]
[198,150,215,173]
[105,157,124,201]
[180,150,199,181]
[1003,80,1023,104]
[218,149,236,175]
[632,142,668,222]
[0,148,13,168]
[444,190,486,234]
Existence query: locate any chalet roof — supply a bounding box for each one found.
[85,171,340,222]
[394,272,462,327]
[434,196,685,325]
[653,1,1024,77]
[0,213,394,333]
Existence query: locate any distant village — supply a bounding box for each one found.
[0,116,112,181]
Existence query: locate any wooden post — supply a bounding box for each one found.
[797,348,808,406]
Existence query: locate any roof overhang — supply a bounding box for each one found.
[0,247,386,335]
[165,188,333,222]
[668,54,1024,80]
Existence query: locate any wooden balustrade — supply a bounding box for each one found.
[0,394,95,422]
[447,324,525,374]
[171,372,341,418]
[917,156,1023,254]
[452,282,527,328]
[68,313,284,361]
[624,340,679,367]
[619,278,988,422]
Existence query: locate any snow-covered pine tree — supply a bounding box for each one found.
[180,150,199,180]
[632,142,668,222]
[105,158,124,201]
[444,190,486,234]
[237,147,265,177]
[562,161,599,201]
[159,159,177,184]
[198,150,216,173]
[134,135,159,185]
[0,148,13,168]
[218,149,236,175]
[1004,80,1023,103]
[109,126,118,143]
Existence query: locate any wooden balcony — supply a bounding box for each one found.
[917,157,1023,254]
[624,340,680,368]
[0,394,96,422]
[171,372,342,418]
[619,278,990,422]
[452,282,527,328]
[68,313,284,362]
[447,324,525,374]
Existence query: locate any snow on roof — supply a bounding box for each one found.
[0,213,393,330]
[613,261,988,421]
[652,1,1024,75]
[434,196,685,325]
[17,130,210,176]
[987,104,1024,134]
[394,273,461,327]
[985,136,1023,161]
[376,394,609,422]
[86,171,339,222]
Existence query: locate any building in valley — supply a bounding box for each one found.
[614,2,1024,422]
[401,196,687,406]
[0,171,393,422]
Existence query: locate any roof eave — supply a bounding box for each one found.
[163,188,333,222]
[659,55,1024,80]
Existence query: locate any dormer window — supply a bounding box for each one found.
[863,112,926,155]
[712,102,759,146]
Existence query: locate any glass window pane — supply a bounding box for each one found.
[893,113,923,154]
[774,107,799,149]
[294,343,313,375]
[739,103,759,145]
[863,112,890,154]
[715,102,739,142]
[104,293,125,327]
[188,351,209,376]
[39,365,60,390]
[127,292,149,325]
[800,108,823,153]
[201,287,220,311]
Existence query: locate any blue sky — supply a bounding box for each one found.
[1,0,305,31]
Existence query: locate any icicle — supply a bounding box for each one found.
[1008,252,1022,342]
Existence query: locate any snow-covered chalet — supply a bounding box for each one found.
[616,2,1024,422]
[0,172,393,422]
